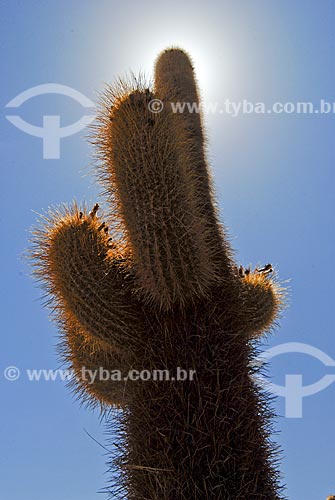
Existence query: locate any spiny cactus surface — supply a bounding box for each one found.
[31,48,285,499]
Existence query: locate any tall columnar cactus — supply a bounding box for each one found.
[32,48,285,499]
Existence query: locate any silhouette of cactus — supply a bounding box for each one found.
[31,48,285,499]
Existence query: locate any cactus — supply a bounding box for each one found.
[31,48,285,499]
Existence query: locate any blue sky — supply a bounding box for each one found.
[1,1,334,499]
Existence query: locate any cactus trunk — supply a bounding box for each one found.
[122,301,282,499]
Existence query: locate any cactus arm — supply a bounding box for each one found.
[60,315,133,407]
[31,205,145,351]
[154,48,210,202]
[154,48,233,277]
[96,87,221,309]
[238,270,284,338]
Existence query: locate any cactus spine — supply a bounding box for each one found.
[31,48,285,499]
